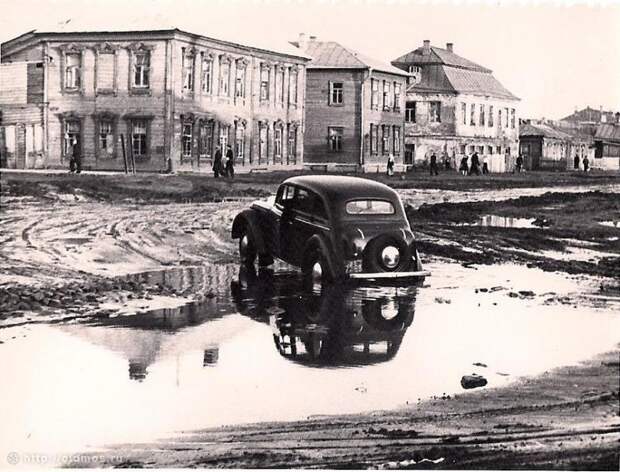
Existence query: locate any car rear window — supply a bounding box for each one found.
[345,200,395,215]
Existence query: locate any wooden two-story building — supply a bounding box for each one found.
[392,41,520,172]
[292,35,409,173]
[0,29,310,172]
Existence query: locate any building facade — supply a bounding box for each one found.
[292,35,409,172]
[594,123,620,171]
[519,122,575,171]
[0,29,309,172]
[392,41,520,172]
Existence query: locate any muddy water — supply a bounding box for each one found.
[400,183,620,208]
[1,262,619,458]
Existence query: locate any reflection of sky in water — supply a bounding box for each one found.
[1,262,620,458]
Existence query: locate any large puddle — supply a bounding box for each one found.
[1,262,619,458]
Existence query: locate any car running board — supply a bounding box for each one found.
[348,270,431,279]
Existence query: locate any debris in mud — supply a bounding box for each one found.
[473,362,488,368]
[434,296,452,304]
[461,374,488,389]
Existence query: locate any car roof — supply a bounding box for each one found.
[282,175,400,203]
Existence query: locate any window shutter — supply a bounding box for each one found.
[328,81,333,105]
[98,53,114,90]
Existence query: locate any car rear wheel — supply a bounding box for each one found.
[238,228,257,266]
[302,248,332,286]
[362,235,411,273]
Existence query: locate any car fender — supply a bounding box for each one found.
[231,209,267,255]
[302,234,341,281]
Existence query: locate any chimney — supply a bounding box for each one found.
[423,40,431,55]
[446,42,453,52]
[309,35,317,41]
[615,112,620,124]
[298,33,308,50]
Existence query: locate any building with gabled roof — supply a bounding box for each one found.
[292,34,409,172]
[594,123,620,170]
[392,41,520,173]
[0,28,310,172]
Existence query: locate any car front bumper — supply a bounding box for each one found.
[348,270,430,280]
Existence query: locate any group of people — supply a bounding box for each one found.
[212,144,235,178]
[574,154,590,172]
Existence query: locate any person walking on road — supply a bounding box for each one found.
[515,154,524,173]
[225,145,235,179]
[469,152,481,176]
[574,154,580,170]
[429,152,439,176]
[213,146,223,178]
[582,155,590,172]
[459,155,469,176]
[70,137,82,174]
[386,154,395,176]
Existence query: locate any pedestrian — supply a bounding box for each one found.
[71,137,82,174]
[482,155,489,175]
[515,154,523,173]
[213,146,223,178]
[469,152,480,176]
[443,152,451,171]
[429,152,439,176]
[582,155,589,172]
[225,144,235,179]
[459,155,469,176]
[574,154,580,170]
[386,153,395,176]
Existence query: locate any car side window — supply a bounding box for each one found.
[276,185,295,208]
[295,188,327,221]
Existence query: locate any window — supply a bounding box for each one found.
[470,103,476,126]
[63,120,80,156]
[289,69,298,105]
[183,52,194,91]
[460,144,466,154]
[393,126,401,154]
[328,127,343,152]
[131,120,147,158]
[202,57,213,93]
[219,59,230,96]
[393,83,401,111]
[489,105,494,127]
[408,65,421,75]
[99,121,114,157]
[199,121,214,158]
[260,66,270,101]
[295,188,327,220]
[430,101,442,123]
[371,79,378,109]
[329,82,343,105]
[219,125,229,149]
[405,101,416,123]
[235,65,245,98]
[382,81,391,110]
[258,123,268,162]
[274,125,283,158]
[496,145,502,154]
[381,125,389,154]
[504,108,509,128]
[278,69,285,106]
[511,108,516,129]
[370,124,378,154]
[498,109,502,129]
[345,200,395,215]
[276,184,295,207]
[133,53,150,88]
[479,104,485,126]
[487,145,493,154]
[462,103,467,125]
[97,53,114,90]
[65,53,81,89]
[287,125,297,162]
[236,123,245,159]
[182,124,193,158]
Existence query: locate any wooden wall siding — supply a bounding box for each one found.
[1,32,307,171]
[26,63,44,103]
[0,63,28,104]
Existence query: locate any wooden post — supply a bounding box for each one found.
[121,134,128,174]
[129,134,137,175]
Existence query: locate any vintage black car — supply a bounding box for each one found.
[231,175,429,282]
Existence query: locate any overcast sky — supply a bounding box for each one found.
[1,0,619,119]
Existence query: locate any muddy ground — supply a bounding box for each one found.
[0,170,619,469]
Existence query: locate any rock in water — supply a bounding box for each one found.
[461,374,488,389]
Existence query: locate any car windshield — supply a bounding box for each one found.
[345,200,395,215]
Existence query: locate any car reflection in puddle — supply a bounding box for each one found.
[231,267,419,368]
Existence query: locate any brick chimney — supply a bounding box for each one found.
[422,40,431,55]
[446,42,453,52]
[298,33,308,50]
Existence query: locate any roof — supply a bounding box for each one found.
[561,107,619,124]
[292,40,409,77]
[520,123,573,140]
[283,175,400,203]
[595,123,620,143]
[392,46,491,73]
[2,25,311,61]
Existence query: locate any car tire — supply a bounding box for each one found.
[238,227,257,266]
[302,248,333,286]
[362,235,411,273]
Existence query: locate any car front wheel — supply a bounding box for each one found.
[238,229,257,266]
[302,248,332,286]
